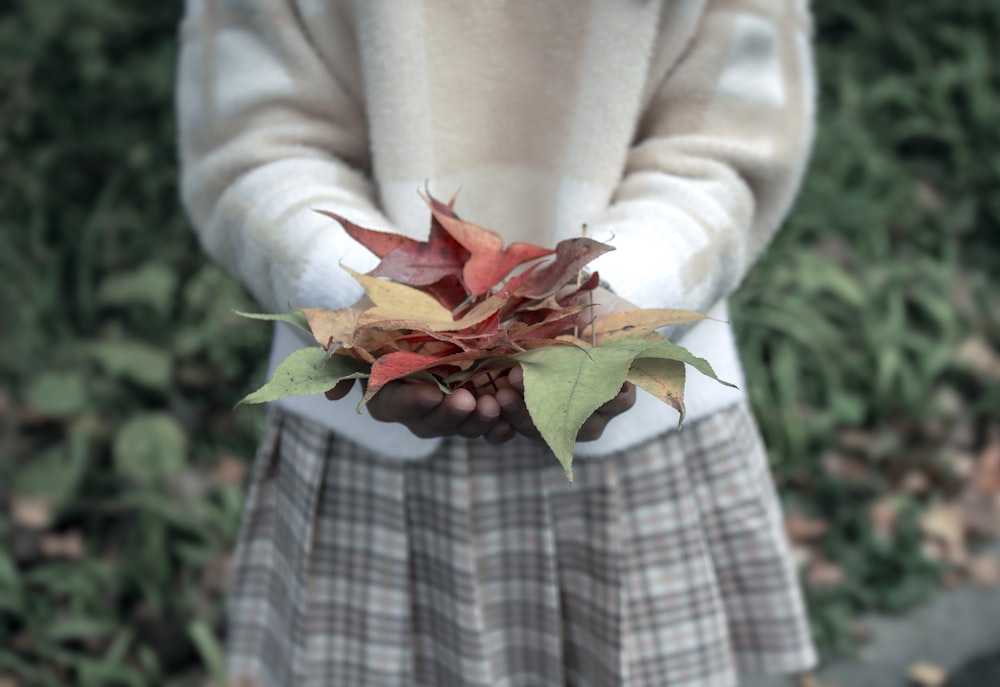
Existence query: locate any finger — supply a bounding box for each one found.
[484,419,516,445]
[507,364,524,391]
[367,381,442,424]
[324,378,356,401]
[595,382,636,418]
[452,393,502,439]
[409,387,478,437]
[496,386,540,439]
[576,414,609,442]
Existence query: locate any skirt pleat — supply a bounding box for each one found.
[225,403,816,687]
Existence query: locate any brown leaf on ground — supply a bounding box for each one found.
[212,454,248,487]
[907,661,948,687]
[919,504,967,563]
[10,497,53,529]
[965,553,1000,588]
[958,492,1000,538]
[807,557,845,588]
[901,470,930,495]
[870,497,900,540]
[785,512,830,542]
[0,675,22,687]
[955,336,1000,381]
[942,449,976,481]
[39,531,84,559]
[972,437,1000,494]
[798,672,839,687]
[822,451,871,483]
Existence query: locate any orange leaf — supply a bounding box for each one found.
[427,196,553,298]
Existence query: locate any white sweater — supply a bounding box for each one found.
[177,0,816,460]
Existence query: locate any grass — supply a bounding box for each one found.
[1,0,998,683]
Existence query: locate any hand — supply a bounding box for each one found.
[494,365,637,443]
[325,378,516,444]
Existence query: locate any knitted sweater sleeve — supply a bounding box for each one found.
[586,0,817,315]
[176,0,386,313]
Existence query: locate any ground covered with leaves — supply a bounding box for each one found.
[1,2,998,685]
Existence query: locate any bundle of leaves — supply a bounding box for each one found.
[240,192,732,478]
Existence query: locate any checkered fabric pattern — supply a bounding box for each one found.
[225,404,816,686]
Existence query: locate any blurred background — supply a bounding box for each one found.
[1,2,998,685]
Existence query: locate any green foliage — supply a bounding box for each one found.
[1,0,998,682]
[730,0,1000,656]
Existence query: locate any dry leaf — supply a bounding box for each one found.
[907,661,947,687]
[973,439,1000,494]
[0,675,22,687]
[958,489,1000,538]
[10,496,52,529]
[870,498,900,540]
[807,557,845,588]
[902,470,930,495]
[798,672,839,687]
[919,504,966,556]
[39,531,84,559]
[785,512,830,542]
[792,545,813,569]
[955,336,1000,381]
[822,451,871,483]
[212,454,248,486]
[965,554,1000,587]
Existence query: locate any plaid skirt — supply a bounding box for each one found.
[225,403,816,687]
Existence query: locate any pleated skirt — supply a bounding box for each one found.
[225,403,816,687]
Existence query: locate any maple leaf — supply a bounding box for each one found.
[585,308,708,344]
[241,189,735,482]
[426,195,554,298]
[317,207,471,295]
[511,237,614,300]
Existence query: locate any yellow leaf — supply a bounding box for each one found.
[907,662,947,687]
[344,265,455,324]
[586,308,708,343]
[626,357,686,421]
[300,307,359,348]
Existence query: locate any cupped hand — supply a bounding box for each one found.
[494,365,636,443]
[325,378,516,444]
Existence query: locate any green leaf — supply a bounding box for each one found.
[238,347,369,405]
[233,309,310,333]
[25,371,88,418]
[85,340,172,390]
[188,619,227,687]
[96,262,178,312]
[112,412,187,485]
[512,335,735,479]
[604,337,737,388]
[514,344,637,479]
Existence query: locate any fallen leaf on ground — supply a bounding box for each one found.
[965,553,1000,587]
[972,437,1000,493]
[955,336,1000,381]
[39,531,84,559]
[785,512,830,542]
[798,673,838,687]
[822,451,871,483]
[807,557,845,588]
[919,503,966,562]
[869,497,900,540]
[10,497,52,529]
[907,661,947,687]
[212,454,248,486]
